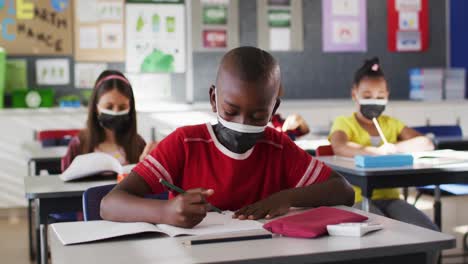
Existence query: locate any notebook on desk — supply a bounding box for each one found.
[60,152,135,182]
[51,211,271,246]
[413,150,468,166]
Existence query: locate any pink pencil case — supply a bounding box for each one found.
[263,207,368,238]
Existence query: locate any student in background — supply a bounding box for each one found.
[62,70,157,171]
[328,57,437,231]
[271,85,310,140]
[271,114,310,140]
[100,47,354,228]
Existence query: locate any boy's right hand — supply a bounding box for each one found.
[162,188,214,228]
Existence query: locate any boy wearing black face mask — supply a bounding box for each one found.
[328,58,438,232]
[100,47,355,228]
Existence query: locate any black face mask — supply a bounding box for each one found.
[213,123,264,154]
[360,104,386,120]
[98,112,130,132]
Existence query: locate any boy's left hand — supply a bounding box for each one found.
[233,192,291,220]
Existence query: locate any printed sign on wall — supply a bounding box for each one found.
[201,0,229,49]
[36,59,70,85]
[322,0,367,52]
[388,0,429,52]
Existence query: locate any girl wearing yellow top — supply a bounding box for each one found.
[329,57,438,231]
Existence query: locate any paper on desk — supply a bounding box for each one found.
[412,150,468,165]
[52,211,265,245]
[157,211,263,237]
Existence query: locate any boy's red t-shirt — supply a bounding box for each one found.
[133,123,332,211]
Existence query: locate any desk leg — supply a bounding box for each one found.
[434,185,442,230]
[28,160,35,177]
[36,199,49,264]
[35,199,41,264]
[40,224,48,264]
[362,197,370,212]
[28,199,35,261]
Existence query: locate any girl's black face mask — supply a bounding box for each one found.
[360,104,386,120]
[97,108,130,132]
[357,99,387,120]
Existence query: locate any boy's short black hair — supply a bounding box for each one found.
[218,46,280,84]
[353,57,385,85]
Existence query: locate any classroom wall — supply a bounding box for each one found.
[192,0,447,102]
[3,0,450,103]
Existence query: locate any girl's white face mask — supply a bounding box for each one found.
[215,88,267,134]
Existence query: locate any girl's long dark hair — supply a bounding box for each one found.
[78,70,141,163]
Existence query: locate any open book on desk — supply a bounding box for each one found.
[412,150,468,166]
[51,211,271,246]
[60,152,135,182]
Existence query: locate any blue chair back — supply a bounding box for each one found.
[82,184,169,221]
[412,125,463,138]
[82,184,116,221]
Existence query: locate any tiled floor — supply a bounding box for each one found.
[0,211,31,264]
[1,191,468,264]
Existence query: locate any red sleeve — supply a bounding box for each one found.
[282,134,332,188]
[132,128,185,194]
[61,137,81,172]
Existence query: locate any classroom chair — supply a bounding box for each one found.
[82,184,169,221]
[412,125,462,138]
[315,145,334,157]
[35,129,81,147]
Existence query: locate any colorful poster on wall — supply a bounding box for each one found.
[388,0,428,52]
[5,59,28,93]
[268,2,292,51]
[126,3,186,73]
[202,0,228,25]
[74,0,125,62]
[203,30,227,48]
[0,0,73,55]
[268,0,290,6]
[35,59,70,85]
[200,0,230,51]
[322,0,367,52]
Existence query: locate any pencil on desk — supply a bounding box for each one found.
[372,118,389,145]
[159,179,224,214]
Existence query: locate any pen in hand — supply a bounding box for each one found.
[159,179,224,214]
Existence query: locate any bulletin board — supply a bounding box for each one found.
[0,0,73,55]
[73,0,125,62]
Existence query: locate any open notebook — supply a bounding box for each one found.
[60,152,135,182]
[413,150,468,166]
[51,211,270,246]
